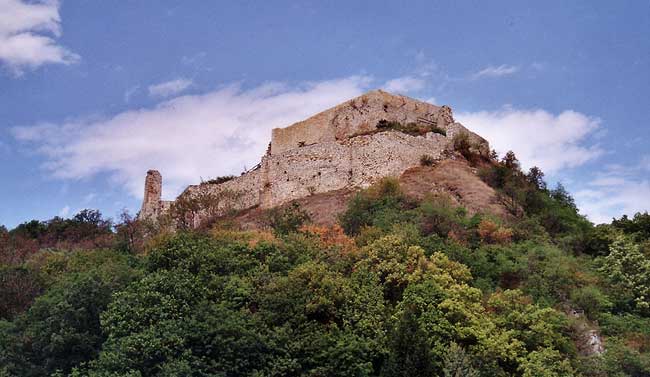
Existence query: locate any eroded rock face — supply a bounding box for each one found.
[137,90,491,227]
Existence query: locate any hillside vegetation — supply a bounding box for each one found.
[1,151,649,377]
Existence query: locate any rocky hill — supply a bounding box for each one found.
[138,90,496,228]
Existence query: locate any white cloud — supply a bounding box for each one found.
[124,85,140,103]
[58,205,70,217]
[13,76,372,199]
[574,160,650,224]
[383,76,426,94]
[472,64,519,79]
[148,78,193,98]
[0,0,79,75]
[457,107,602,174]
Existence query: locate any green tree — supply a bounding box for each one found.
[600,237,650,314]
[381,305,435,377]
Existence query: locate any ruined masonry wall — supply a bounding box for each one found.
[262,131,450,207]
[182,168,263,212]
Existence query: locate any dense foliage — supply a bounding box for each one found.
[1,152,649,376]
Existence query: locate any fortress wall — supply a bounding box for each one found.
[263,141,351,207]
[181,168,263,214]
[347,131,449,187]
[140,170,163,219]
[271,114,336,155]
[261,130,452,208]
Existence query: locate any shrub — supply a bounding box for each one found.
[477,219,513,244]
[569,286,612,319]
[418,194,466,238]
[419,154,435,166]
[203,175,236,185]
[170,189,243,230]
[374,120,447,137]
[268,202,311,235]
[339,178,410,235]
[452,132,472,158]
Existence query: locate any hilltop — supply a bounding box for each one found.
[139,90,502,229]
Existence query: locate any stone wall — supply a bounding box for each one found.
[180,168,263,210]
[261,131,450,207]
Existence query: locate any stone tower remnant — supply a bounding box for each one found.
[140,170,163,219]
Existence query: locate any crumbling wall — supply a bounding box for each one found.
[181,169,263,211]
[261,130,450,207]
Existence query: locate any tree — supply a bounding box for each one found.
[550,183,577,212]
[612,212,650,242]
[381,305,435,377]
[502,151,520,170]
[0,266,42,320]
[442,343,479,377]
[600,237,650,314]
[526,166,547,191]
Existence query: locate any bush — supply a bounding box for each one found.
[419,154,435,166]
[268,202,311,235]
[452,132,472,159]
[203,175,236,185]
[418,195,466,238]
[477,219,513,245]
[339,178,411,235]
[374,119,446,137]
[570,286,612,319]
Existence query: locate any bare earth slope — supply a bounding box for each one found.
[399,159,509,218]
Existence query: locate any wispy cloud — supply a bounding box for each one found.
[575,159,650,224]
[471,64,519,79]
[0,0,79,75]
[457,107,602,174]
[148,78,193,98]
[382,76,426,94]
[13,76,372,198]
[124,85,140,103]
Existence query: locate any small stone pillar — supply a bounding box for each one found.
[140,170,162,219]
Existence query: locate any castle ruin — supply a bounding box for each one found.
[138,90,489,226]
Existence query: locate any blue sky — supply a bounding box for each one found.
[1,0,649,227]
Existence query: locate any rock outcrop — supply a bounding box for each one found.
[138,90,490,227]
